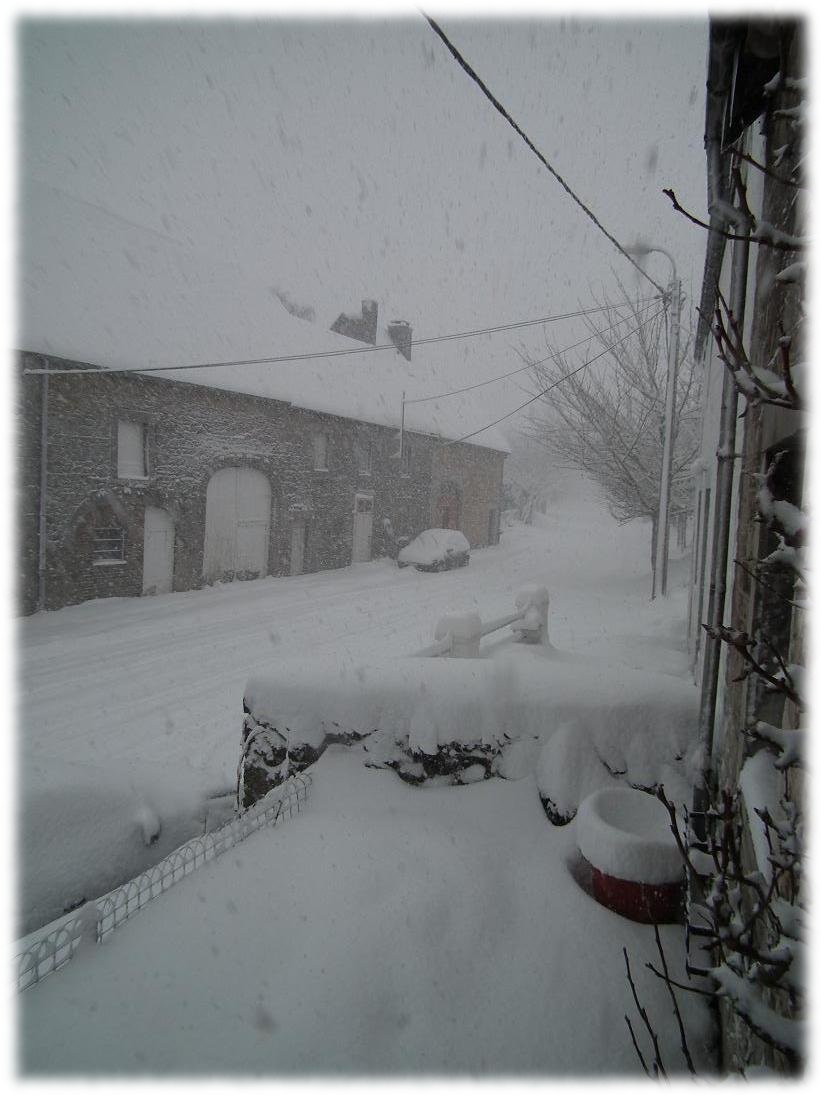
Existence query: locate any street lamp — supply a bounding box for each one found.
[628,243,681,598]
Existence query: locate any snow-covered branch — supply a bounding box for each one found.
[710,292,802,412]
[647,783,805,1072]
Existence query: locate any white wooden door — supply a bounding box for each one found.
[351,493,374,564]
[203,467,271,582]
[142,506,174,595]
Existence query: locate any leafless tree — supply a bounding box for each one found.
[502,434,553,524]
[521,286,702,564]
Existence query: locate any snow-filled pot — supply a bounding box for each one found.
[575,786,684,923]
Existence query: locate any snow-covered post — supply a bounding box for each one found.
[77,901,102,947]
[511,586,550,645]
[434,612,482,658]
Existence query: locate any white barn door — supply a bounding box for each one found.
[142,506,175,594]
[203,467,271,582]
[351,492,374,564]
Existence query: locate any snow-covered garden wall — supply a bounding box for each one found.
[241,648,700,812]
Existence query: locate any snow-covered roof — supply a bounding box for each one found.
[19,181,509,452]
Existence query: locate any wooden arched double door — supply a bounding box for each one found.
[203,467,271,582]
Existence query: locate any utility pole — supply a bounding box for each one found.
[654,275,681,598]
[37,358,50,611]
[627,242,680,599]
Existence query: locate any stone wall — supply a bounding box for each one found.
[17,360,45,615]
[430,441,505,547]
[17,353,504,613]
[711,23,805,1075]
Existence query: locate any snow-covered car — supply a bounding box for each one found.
[397,529,470,572]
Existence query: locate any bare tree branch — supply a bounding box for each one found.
[663,188,805,252]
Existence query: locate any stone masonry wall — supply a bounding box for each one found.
[713,25,805,1075]
[18,360,44,615]
[18,353,503,613]
[430,441,506,547]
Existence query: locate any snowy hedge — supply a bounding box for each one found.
[241,651,699,808]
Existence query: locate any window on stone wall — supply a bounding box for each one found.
[92,525,126,564]
[313,433,329,471]
[117,420,149,479]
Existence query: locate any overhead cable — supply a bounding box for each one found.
[442,306,666,446]
[22,297,660,376]
[423,15,667,297]
[405,297,659,405]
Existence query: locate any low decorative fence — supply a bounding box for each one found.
[14,772,311,993]
[412,585,551,657]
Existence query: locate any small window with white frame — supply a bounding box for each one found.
[92,525,126,564]
[117,420,149,479]
[313,432,329,471]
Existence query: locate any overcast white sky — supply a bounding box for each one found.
[20,11,708,310]
[16,7,713,425]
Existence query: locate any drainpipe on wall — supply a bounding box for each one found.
[694,208,751,817]
[399,391,405,463]
[37,357,49,612]
[691,22,750,821]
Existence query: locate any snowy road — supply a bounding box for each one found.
[17,487,693,933]
[19,490,684,784]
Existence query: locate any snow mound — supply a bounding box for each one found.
[536,723,618,824]
[494,736,537,780]
[535,704,698,825]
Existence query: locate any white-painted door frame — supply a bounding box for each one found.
[142,506,175,594]
[351,492,374,564]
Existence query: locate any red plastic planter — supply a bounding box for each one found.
[576,786,684,924]
[589,865,683,924]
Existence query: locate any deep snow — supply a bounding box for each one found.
[19,747,713,1076]
[15,480,712,1076]
[17,481,694,937]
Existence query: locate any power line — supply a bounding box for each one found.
[405,297,660,405]
[422,15,667,298]
[22,298,660,377]
[442,306,666,446]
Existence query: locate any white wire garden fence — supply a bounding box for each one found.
[14,772,311,993]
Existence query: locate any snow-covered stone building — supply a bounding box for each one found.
[17,185,507,614]
[686,18,805,1075]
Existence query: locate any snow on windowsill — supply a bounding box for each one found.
[92,559,127,567]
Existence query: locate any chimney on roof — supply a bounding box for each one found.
[330,299,378,345]
[387,319,412,362]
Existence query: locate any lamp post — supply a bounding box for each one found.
[629,244,681,598]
